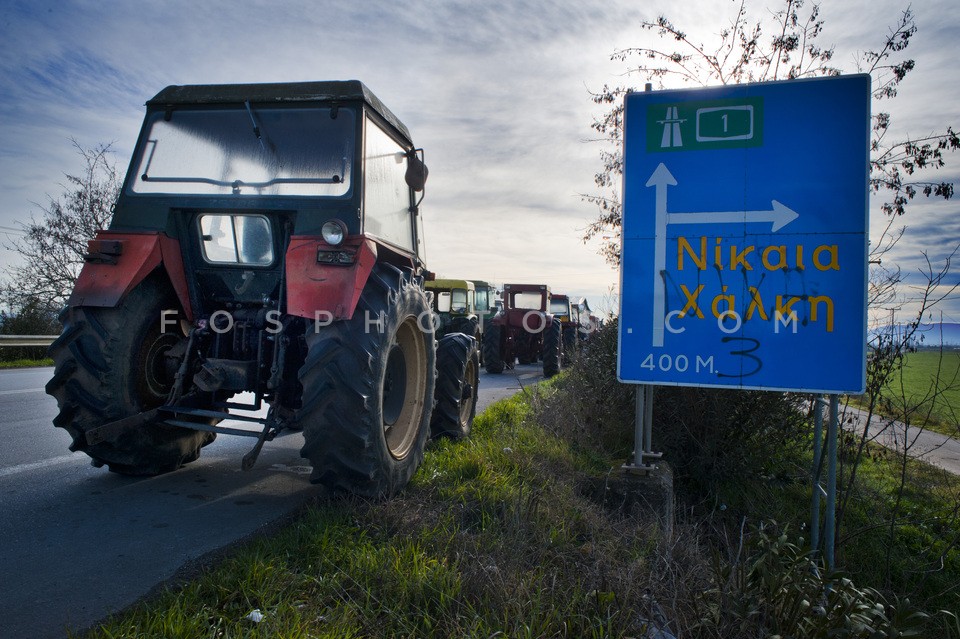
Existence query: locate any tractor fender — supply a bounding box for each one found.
[68,231,193,319]
[285,236,378,321]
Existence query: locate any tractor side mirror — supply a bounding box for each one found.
[405,149,428,192]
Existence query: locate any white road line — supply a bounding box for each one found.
[0,387,46,396]
[0,454,80,479]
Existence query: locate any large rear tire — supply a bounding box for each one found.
[542,319,562,378]
[482,324,504,374]
[45,276,216,475]
[431,333,479,439]
[296,263,436,497]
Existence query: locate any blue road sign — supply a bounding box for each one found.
[618,75,870,393]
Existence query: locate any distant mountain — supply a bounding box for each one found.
[870,323,960,348]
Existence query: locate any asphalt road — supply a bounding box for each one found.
[0,364,542,638]
[837,402,960,476]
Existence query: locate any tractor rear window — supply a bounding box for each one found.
[451,289,468,312]
[512,292,544,310]
[550,300,569,316]
[131,106,354,197]
[199,214,274,265]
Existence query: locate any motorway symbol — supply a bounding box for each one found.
[657,107,686,148]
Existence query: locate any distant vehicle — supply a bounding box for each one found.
[482,283,562,377]
[574,297,602,337]
[549,293,580,365]
[426,278,482,343]
[470,280,498,331]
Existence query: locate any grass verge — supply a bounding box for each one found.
[0,357,53,369]
[83,367,960,637]
[85,384,665,638]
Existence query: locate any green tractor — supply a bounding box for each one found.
[470,280,497,331]
[550,293,581,366]
[425,278,482,343]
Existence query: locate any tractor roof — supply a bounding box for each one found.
[147,80,412,143]
[503,283,550,294]
[426,279,475,291]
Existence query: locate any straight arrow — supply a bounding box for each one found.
[646,164,675,347]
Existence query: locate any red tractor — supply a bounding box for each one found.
[45,81,478,497]
[481,283,561,377]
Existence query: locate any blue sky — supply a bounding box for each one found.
[0,0,957,324]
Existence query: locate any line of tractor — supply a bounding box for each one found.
[426,280,599,377]
[45,79,599,499]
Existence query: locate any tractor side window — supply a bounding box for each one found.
[199,214,274,265]
[550,300,569,316]
[436,292,452,313]
[363,116,414,251]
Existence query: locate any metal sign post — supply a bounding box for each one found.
[809,394,839,570]
[810,395,825,554]
[825,394,839,570]
[624,384,661,473]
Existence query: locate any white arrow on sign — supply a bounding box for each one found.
[668,200,798,231]
[645,162,800,347]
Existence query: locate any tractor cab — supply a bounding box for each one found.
[426,279,481,341]
[482,283,562,377]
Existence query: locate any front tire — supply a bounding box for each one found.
[45,275,216,475]
[482,324,504,374]
[542,319,562,378]
[296,264,435,497]
[431,333,479,439]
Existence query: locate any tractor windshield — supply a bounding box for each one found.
[550,300,570,317]
[131,106,355,196]
[475,288,490,312]
[512,292,544,310]
[451,289,468,313]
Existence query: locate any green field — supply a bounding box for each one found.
[868,350,960,437]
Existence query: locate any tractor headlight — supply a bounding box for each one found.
[321,220,346,246]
